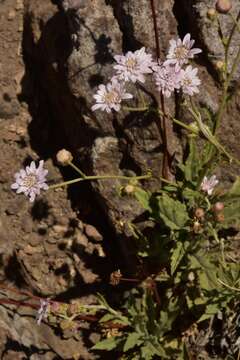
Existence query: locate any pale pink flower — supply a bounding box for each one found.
[36,299,50,325]
[11,160,48,202]
[91,78,133,113]
[201,175,219,195]
[154,63,182,98]
[113,47,154,83]
[180,65,201,96]
[165,33,202,71]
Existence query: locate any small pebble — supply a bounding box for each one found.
[8,10,16,20]
[85,224,103,242]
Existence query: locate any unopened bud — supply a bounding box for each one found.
[195,208,205,220]
[193,221,202,233]
[213,202,224,212]
[110,270,122,286]
[215,60,225,71]
[188,271,195,282]
[56,149,73,166]
[216,0,232,14]
[124,184,135,194]
[215,212,225,222]
[207,8,217,19]
[189,122,199,136]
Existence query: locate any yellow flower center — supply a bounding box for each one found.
[22,174,37,188]
[182,77,192,86]
[126,57,137,70]
[104,91,120,104]
[174,46,188,60]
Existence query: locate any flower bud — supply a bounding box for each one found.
[124,184,135,194]
[193,221,202,233]
[215,60,225,71]
[56,149,73,166]
[215,213,225,222]
[188,272,195,282]
[110,270,122,286]
[195,208,205,220]
[216,0,232,14]
[207,8,217,19]
[188,122,199,136]
[213,202,224,212]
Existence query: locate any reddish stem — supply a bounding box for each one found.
[0,283,41,301]
[149,0,172,180]
[0,298,38,309]
[121,277,139,282]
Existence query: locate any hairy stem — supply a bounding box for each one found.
[69,161,86,178]
[49,173,151,190]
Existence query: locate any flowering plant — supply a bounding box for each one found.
[7,0,240,359]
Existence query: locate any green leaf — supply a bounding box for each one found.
[92,337,121,351]
[99,314,118,323]
[134,187,151,211]
[123,333,142,352]
[141,344,155,360]
[171,242,186,275]
[223,201,240,226]
[156,194,189,230]
[189,254,219,290]
[182,187,200,207]
[184,139,201,182]
[159,298,179,333]
[220,177,240,225]
[223,177,240,200]
[197,303,221,322]
[141,341,166,359]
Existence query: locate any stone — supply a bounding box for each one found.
[0,86,20,119]
[8,10,16,20]
[84,224,103,241]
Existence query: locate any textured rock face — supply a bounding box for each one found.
[181,0,240,81]
[23,0,240,254]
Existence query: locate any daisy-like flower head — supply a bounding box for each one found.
[154,63,182,98]
[11,160,48,202]
[201,175,219,196]
[113,47,154,83]
[165,33,202,71]
[180,65,201,96]
[91,78,133,113]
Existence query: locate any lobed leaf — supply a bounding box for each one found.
[156,194,189,230]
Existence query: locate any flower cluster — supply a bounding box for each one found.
[92,33,202,112]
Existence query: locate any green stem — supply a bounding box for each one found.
[136,84,147,108]
[157,108,199,135]
[158,176,179,187]
[217,278,240,292]
[69,161,86,178]
[214,39,240,133]
[49,173,151,190]
[122,106,149,112]
[171,118,199,135]
[229,13,240,34]
[188,99,237,163]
